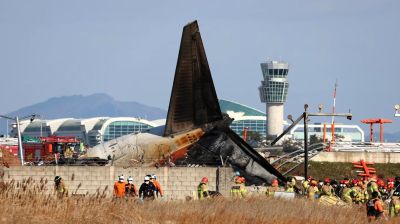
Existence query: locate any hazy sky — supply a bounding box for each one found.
[0,1,399,132]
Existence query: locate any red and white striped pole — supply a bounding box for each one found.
[331,80,338,144]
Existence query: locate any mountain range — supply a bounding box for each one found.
[1,94,399,142]
[0,93,167,134]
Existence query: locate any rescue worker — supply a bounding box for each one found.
[337,180,346,198]
[266,179,281,197]
[389,190,400,217]
[113,175,126,199]
[139,176,156,201]
[366,191,384,221]
[367,176,381,199]
[330,180,339,196]
[125,176,138,198]
[230,176,247,198]
[64,147,74,158]
[387,178,395,192]
[358,179,369,203]
[302,176,312,196]
[54,176,68,199]
[150,174,163,198]
[376,178,388,200]
[285,176,296,193]
[320,178,333,197]
[318,180,324,193]
[389,176,400,217]
[341,181,354,204]
[198,177,210,200]
[351,179,362,204]
[307,180,319,200]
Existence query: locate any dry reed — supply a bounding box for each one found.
[0,180,399,224]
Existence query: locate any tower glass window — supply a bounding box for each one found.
[259,61,290,104]
[103,121,152,142]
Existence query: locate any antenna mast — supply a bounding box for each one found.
[331,80,338,144]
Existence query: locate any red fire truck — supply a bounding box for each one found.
[23,136,80,164]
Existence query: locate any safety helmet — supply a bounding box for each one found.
[151,174,157,179]
[235,176,242,184]
[119,175,125,182]
[144,176,150,181]
[236,176,245,184]
[234,171,241,176]
[54,176,62,182]
[324,178,331,184]
[377,179,385,187]
[201,177,208,184]
[271,179,279,186]
[128,177,133,182]
[352,179,358,185]
[387,178,395,189]
[311,180,318,186]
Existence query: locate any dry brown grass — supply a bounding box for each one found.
[1,179,399,224]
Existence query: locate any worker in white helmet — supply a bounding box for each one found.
[125,176,138,198]
[139,175,156,201]
[113,175,126,198]
[150,174,163,198]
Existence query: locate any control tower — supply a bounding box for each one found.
[258,60,289,139]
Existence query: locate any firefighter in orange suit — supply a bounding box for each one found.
[150,174,163,198]
[114,175,126,198]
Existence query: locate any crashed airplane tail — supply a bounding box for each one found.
[164,21,286,184]
[164,21,222,137]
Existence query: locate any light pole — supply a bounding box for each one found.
[271,104,352,180]
[0,114,38,166]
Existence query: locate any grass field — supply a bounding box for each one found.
[1,178,399,224]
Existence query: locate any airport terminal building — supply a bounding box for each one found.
[290,123,365,142]
[17,117,158,147]
[10,99,365,146]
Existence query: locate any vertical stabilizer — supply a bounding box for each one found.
[164,21,222,136]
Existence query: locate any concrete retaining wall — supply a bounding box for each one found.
[0,166,234,200]
[312,152,400,163]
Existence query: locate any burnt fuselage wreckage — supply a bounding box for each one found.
[86,21,286,184]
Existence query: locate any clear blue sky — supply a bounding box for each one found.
[0,0,399,132]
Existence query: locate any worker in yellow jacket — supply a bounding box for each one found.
[231,176,247,198]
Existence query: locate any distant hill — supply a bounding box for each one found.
[0,93,167,134]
